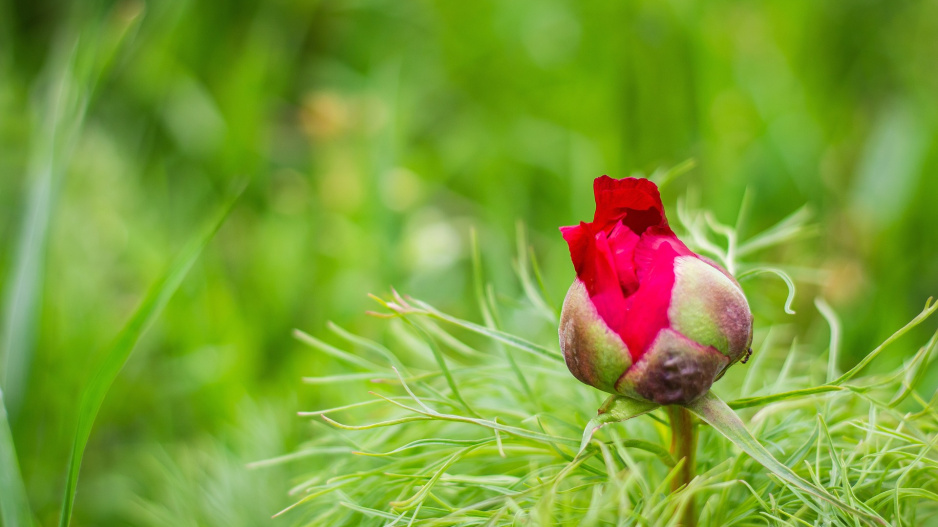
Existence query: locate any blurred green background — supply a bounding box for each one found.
[2,0,937,524]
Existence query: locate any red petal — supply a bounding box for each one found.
[633,229,694,281]
[586,230,629,335]
[593,176,668,233]
[607,222,640,297]
[561,222,630,335]
[561,176,701,362]
[560,222,590,279]
[620,241,681,362]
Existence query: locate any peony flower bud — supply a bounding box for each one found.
[559,176,753,405]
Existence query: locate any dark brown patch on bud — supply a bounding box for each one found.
[618,329,728,405]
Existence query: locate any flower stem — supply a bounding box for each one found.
[668,405,697,527]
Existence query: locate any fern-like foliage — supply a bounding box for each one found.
[278,185,938,526]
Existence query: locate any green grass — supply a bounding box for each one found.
[58,186,242,527]
[282,195,938,525]
[3,1,938,525]
[0,388,31,527]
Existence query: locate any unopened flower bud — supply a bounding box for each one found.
[559,176,753,405]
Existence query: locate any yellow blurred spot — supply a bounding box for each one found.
[301,91,351,141]
[318,155,363,213]
[822,258,867,306]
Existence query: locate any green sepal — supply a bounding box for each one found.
[577,395,659,456]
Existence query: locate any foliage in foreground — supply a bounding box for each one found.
[281,191,938,526]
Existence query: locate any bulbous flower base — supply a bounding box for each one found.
[559,269,751,405]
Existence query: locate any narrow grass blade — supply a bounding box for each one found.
[471,228,534,403]
[0,167,54,417]
[514,222,557,323]
[578,395,659,456]
[293,329,385,371]
[401,320,480,418]
[0,388,33,527]
[816,416,886,523]
[650,158,696,190]
[815,297,842,382]
[372,294,562,362]
[0,45,80,417]
[889,329,938,407]
[736,206,815,258]
[729,298,938,410]
[325,321,401,369]
[685,392,885,525]
[737,268,797,315]
[1,5,144,417]
[57,187,243,527]
[728,386,843,410]
[833,297,938,386]
[406,299,562,362]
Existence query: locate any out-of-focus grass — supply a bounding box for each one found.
[1,0,937,524]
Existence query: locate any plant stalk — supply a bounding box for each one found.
[668,405,697,527]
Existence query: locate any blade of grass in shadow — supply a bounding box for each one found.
[0,43,84,418]
[57,186,244,527]
[0,388,33,526]
[728,385,844,410]
[685,392,886,526]
[0,5,144,417]
[0,160,56,418]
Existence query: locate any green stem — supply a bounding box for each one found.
[668,405,697,527]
